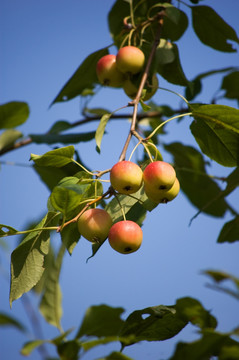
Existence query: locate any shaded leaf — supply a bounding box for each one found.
[221,71,239,102]
[51,48,109,105]
[0,312,26,332]
[76,304,125,338]
[0,101,29,129]
[191,5,239,52]
[97,351,134,360]
[175,297,217,329]
[0,129,23,151]
[165,142,228,217]
[61,222,80,255]
[217,216,239,243]
[57,340,80,360]
[30,131,96,145]
[157,43,189,86]
[95,113,111,153]
[30,146,75,167]
[161,6,188,42]
[185,67,235,101]
[33,161,80,191]
[10,212,60,306]
[190,104,239,167]
[203,270,239,290]
[81,336,134,352]
[39,244,65,330]
[120,304,187,346]
[169,330,239,360]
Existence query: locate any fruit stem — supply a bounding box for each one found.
[146,112,192,140]
[119,12,165,161]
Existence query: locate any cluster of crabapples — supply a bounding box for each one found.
[77,160,180,255]
[96,45,158,101]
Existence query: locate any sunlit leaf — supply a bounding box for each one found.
[39,244,65,330]
[30,146,75,167]
[10,212,60,306]
[95,113,111,153]
[191,5,239,52]
[0,101,29,129]
[21,340,47,356]
[190,104,239,167]
[0,129,23,151]
[0,224,18,237]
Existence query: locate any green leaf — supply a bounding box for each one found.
[157,43,189,86]
[51,48,109,105]
[217,216,239,243]
[50,176,93,220]
[81,336,133,352]
[221,71,239,102]
[203,270,239,290]
[155,39,175,66]
[97,351,134,360]
[175,297,217,330]
[33,161,80,191]
[0,312,26,332]
[95,113,111,153]
[0,224,18,237]
[190,104,239,167]
[185,67,235,101]
[0,101,30,129]
[21,340,47,356]
[30,145,75,167]
[165,142,228,217]
[120,304,187,345]
[191,6,239,52]
[61,222,80,255]
[57,340,80,360]
[161,6,188,42]
[30,131,96,145]
[108,0,130,48]
[39,244,65,330]
[76,304,125,338]
[0,129,22,151]
[9,212,60,306]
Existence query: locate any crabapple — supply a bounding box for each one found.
[143,161,176,192]
[108,220,143,254]
[145,177,180,203]
[77,208,112,243]
[96,54,124,87]
[116,46,145,74]
[110,160,143,194]
[123,74,158,101]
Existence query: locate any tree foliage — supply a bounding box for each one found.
[1,0,239,359]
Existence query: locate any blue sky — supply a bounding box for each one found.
[1,0,239,359]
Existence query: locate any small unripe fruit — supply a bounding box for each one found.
[108,220,143,254]
[77,208,112,243]
[123,74,158,101]
[110,161,143,194]
[116,46,145,74]
[143,161,176,192]
[96,54,124,87]
[145,177,180,203]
